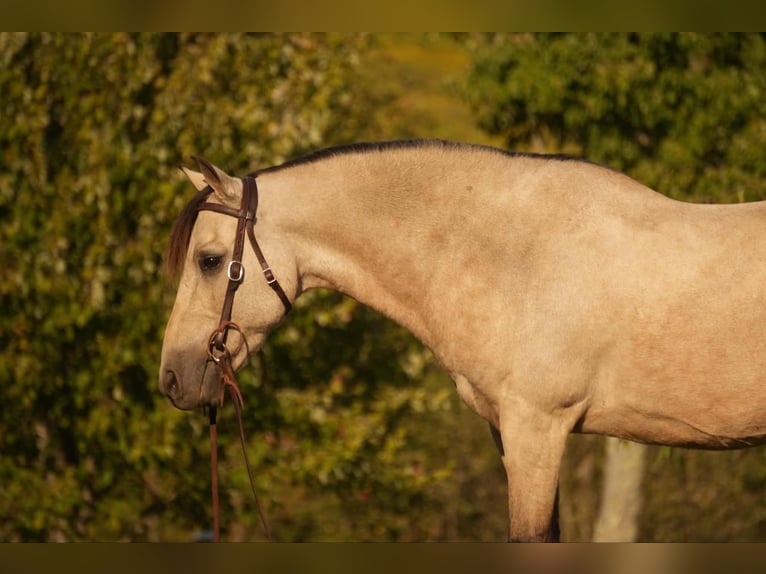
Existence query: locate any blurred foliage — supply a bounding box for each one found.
[462,32,766,541]
[5,32,766,543]
[464,33,766,204]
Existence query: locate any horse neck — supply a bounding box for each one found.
[258,152,493,348]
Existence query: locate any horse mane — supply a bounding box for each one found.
[164,185,212,280]
[253,139,588,176]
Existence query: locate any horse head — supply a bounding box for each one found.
[159,158,294,410]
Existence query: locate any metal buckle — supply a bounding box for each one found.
[262,267,277,285]
[227,261,244,282]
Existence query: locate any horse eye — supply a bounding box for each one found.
[198,255,223,273]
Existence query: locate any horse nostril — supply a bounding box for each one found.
[163,370,180,398]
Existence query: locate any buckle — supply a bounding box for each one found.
[262,267,277,285]
[227,261,244,282]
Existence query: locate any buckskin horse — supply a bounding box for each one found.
[159,139,766,541]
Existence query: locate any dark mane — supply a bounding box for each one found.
[253,139,588,176]
[164,185,212,280]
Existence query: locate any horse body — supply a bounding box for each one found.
[160,140,766,541]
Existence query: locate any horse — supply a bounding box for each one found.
[159,139,766,542]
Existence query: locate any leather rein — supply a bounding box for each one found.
[197,175,292,542]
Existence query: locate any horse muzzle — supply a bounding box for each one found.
[160,364,221,410]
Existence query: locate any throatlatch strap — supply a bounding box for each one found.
[241,177,292,313]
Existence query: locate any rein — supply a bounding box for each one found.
[198,175,292,542]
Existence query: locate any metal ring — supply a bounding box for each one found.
[227,260,244,282]
[207,331,229,364]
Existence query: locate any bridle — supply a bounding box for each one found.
[197,174,292,542]
[199,175,292,346]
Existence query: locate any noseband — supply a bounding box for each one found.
[197,174,291,542]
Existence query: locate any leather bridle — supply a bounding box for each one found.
[199,175,292,351]
[197,174,292,542]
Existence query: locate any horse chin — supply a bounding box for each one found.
[198,360,240,408]
[193,349,252,409]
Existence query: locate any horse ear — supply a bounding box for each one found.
[179,166,208,192]
[191,156,241,202]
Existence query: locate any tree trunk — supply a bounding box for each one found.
[593,437,647,542]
